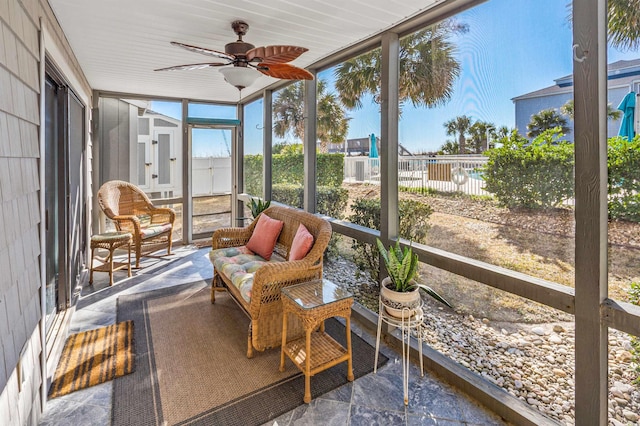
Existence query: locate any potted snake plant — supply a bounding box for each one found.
[249,197,271,219]
[376,238,451,318]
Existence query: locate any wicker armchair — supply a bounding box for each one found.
[97,180,175,268]
[210,205,332,358]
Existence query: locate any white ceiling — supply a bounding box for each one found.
[48,0,439,103]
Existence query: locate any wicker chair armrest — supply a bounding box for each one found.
[149,207,175,224]
[211,227,253,249]
[112,215,141,234]
[249,260,323,316]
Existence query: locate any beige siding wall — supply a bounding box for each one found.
[0,0,91,424]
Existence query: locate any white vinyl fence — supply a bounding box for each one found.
[196,154,490,198]
[192,157,232,196]
[344,155,490,196]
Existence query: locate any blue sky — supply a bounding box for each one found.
[153,0,639,156]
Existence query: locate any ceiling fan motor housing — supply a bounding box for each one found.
[225,41,255,59]
[226,19,254,63]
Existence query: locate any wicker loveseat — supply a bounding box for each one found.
[209,205,332,358]
[97,180,175,268]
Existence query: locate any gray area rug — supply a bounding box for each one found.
[112,281,387,426]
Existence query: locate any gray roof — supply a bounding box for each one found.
[512,59,640,101]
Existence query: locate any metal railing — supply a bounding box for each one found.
[343,155,490,196]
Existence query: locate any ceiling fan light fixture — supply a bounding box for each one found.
[219,66,260,90]
[159,20,311,87]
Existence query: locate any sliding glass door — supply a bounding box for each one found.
[44,61,86,338]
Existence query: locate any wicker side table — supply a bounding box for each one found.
[89,231,133,286]
[280,279,354,403]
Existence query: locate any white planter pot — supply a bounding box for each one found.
[379,277,421,319]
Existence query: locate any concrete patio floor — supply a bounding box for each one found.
[39,244,508,426]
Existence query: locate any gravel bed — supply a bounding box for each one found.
[323,255,640,425]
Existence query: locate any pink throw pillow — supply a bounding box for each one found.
[289,224,314,261]
[246,214,284,261]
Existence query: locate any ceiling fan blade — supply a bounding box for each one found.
[170,41,235,61]
[257,63,313,80]
[154,62,229,72]
[246,46,308,64]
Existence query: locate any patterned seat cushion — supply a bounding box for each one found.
[140,223,172,238]
[209,246,282,303]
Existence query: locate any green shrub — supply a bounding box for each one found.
[272,183,303,208]
[271,184,347,217]
[608,136,640,221]
[244,152,344,197]
[271,184,347,258]
[399,185,439,196]
[316,154,345,187]
[317,186,348,258]
[273,154,305,186]
[347,197,433,281]
[348,199,380,278]
[483,132,640,220]
[399,199,433,244]
[482,129,574,209]
[316,186,349,219]
[244,155,263,196]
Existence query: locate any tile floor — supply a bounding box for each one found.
[39,245,508,426]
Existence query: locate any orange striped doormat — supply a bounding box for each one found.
[48,321,134,398]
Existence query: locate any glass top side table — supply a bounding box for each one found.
[281,278,353,309]
[280,279,354,403]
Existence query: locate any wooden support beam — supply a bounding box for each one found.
[233,103,244,225]
[380,32,399,252]
[304,76,317,213]
[602,299,640,337]
[181,99,191,244]
[263,90,273,202]
[573,0,608,423]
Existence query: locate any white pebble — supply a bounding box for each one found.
[531,326,546,336]
[623,410,639,422]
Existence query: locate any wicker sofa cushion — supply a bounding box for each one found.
[289,224,314,261]
[140,223,172,238]
[210,246,283,302]
[245,214,284,260]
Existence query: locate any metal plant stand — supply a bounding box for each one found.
[374,300,425,405]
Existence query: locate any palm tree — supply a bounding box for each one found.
[468,121,495,153]
[444,115,472,154]
[316,81,350,153]
[273,83,305,141]
[334,20,467,112]
[527,109,569,138]
[438,140,459,155]
[495,126,513,139]
[272,80,349,153]
[561,99,622,121]
[608,0,640,50]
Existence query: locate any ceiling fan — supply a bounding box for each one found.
[155,20,313,90]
